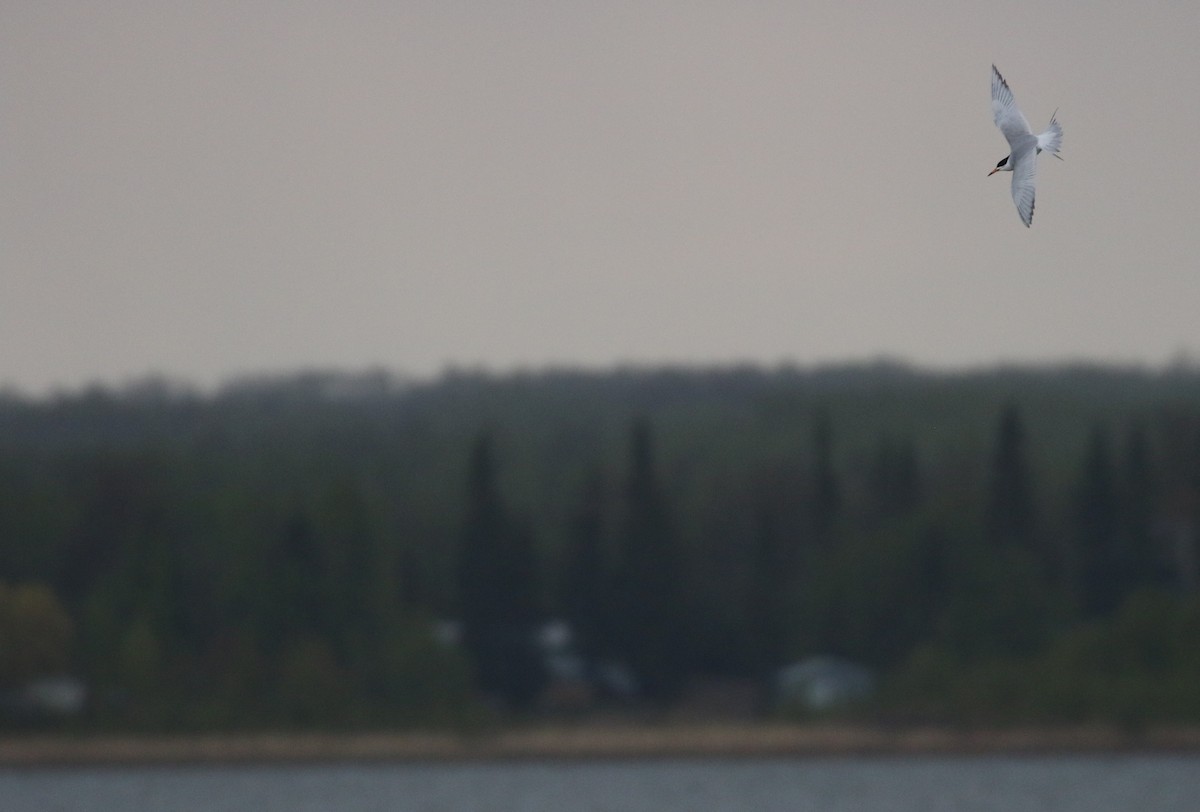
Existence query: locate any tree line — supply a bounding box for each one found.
[0,363,1198,728]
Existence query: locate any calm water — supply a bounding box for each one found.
[3,755,1199,812]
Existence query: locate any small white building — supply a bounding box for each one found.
[5,675,88,719]
[774,656,874,712]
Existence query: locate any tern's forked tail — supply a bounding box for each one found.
[1037,110,1063,159]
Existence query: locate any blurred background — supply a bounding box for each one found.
[2,0,1200,749]
[3,365,1199,732]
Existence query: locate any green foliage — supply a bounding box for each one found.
[612,419,688,702]
[366,616,475,724]
[937,540,1061,660]
[985,403,1037,546]
[115,617,163,696]
[866,435,921,523]
[276,637,351,726]
[457,433,547,708]
[2,364,1200,727]
[810,407,841,539]
[0,582,73,689]
[888,589,1200,725]
[810,521,950,667]
[1075,425,1122,615]
[561,470,611,669]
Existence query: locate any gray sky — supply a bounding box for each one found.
[5,1,1200,395]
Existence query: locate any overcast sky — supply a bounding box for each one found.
[4,1,1199,395]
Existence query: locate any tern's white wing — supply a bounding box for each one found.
[1009,144,1038,227]
[992,65,1032,147]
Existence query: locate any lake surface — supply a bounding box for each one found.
[4,755,1199,812]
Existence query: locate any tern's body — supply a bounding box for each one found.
[989,65,1062,227]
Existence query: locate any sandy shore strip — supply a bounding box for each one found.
[3,724,1200,767]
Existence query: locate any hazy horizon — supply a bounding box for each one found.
[6,1,1200,396]
[9,353,1200,403]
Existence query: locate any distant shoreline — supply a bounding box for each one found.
[4,724,1200,768]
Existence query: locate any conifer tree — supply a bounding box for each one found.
[260,513,327,646]
[747,495,789,680]
[986,403,1037,546]
[457,432,546,707]
[1119,422,1162,585]
[614,418,686,702]
[562,470,610,675]
[1076,425,1121,616]
[811,407,840,539]
[868,434,921,521]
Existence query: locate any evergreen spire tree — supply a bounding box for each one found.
[1119,421,1162,586]
[811,407,840,539]
[562,470,610,675]
[1075,424,1121,616]
[868,434,921,521]
[747,493,789,680]
[457,432,546,708]
[614,418,687,702]
[986,403,1037,546]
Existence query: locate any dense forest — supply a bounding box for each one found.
[1,362,1199,730]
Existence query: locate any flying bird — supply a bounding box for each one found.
[989,65,1063,227]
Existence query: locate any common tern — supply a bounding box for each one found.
[988,65,1063,227]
